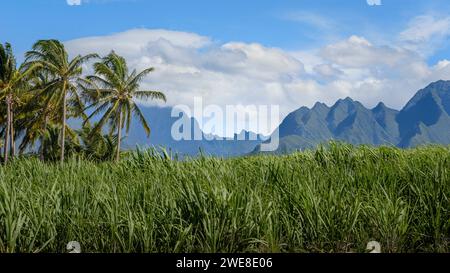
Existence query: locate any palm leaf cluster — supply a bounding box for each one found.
[0,41,166,163]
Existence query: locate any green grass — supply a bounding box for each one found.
[0,143,449,253]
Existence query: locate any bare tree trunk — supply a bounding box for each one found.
[116,110,122,162]
[10,104,15,158]
[60,81,67,162]
[4,95,11,164]
[40,115,48,161]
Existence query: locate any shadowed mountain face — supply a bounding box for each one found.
[254,80,450,153]
[397,80,450,147]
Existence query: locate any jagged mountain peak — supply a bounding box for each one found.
[333,97,355,107]
[372,102,399,118]
[254,80,450,153]
[424,79,450,91]
[373,102,387,111]
[329,96,371,115]
[403,80,450,112]
[339,96,354,102]
[312,102,329,111]
[396,80,450,147]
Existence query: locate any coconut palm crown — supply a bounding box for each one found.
[83,51,166,161]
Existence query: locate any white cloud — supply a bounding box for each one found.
[65,25,450,136]
[67,0,82,5]
[67,29,210,54]
[66,29,306,135]
[66,0,123,6]
[367,0,382,6]
[284,12,335,30]
[400,15,450,56]
[320,35,416,68]
[434,59,450,70]
[313,64,343,79]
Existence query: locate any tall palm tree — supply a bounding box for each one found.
[0,42,40,163]
[0,43,14,162]
[25,40,98,162]
[23,71,52,159]
[18,71,58,159]
[83,51,166,161]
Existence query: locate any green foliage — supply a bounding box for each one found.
[82,51,166,161]
[0,143,448,253]
[0,40,164,163]
[24,40,98,161]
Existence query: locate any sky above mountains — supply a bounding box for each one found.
[2,0,450,136]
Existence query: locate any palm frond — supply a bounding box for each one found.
[134,90,167,102]
[132,103,151,137]
[126,67,155,89]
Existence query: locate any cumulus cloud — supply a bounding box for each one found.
[320,36,415,68]
[65,23,450,135]
[313,64,343,80]
[66,29,307,135]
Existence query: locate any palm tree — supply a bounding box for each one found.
[0,43,14,163]
[83,51,166,161]
[18,71,57,160]
[77,123,120,161]
[0,42,40,163]
[38,123,79,161]
[25,40,98,162]
[19,69,94,161]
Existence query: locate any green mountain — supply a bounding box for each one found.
[254,80,450,153]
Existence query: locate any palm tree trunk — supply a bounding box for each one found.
[40,115,48,161]
[3,95,11,164]
[116,110,122,162]
[10,104,15,158]
[60,81,67,162]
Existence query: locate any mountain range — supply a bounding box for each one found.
[123,106,265,157]
[253,80,450,153]
[125,80,450,156]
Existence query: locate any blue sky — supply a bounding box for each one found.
[3,0,450,61]
[2,0,450,135]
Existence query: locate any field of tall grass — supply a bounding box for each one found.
[0,143,449,253]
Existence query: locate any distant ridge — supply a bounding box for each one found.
[123,106,265,157]
[123,80,450,156]
[253,80,450,153]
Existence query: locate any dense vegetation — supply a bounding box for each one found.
[0,143,448,253]
[0,41,165,163]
